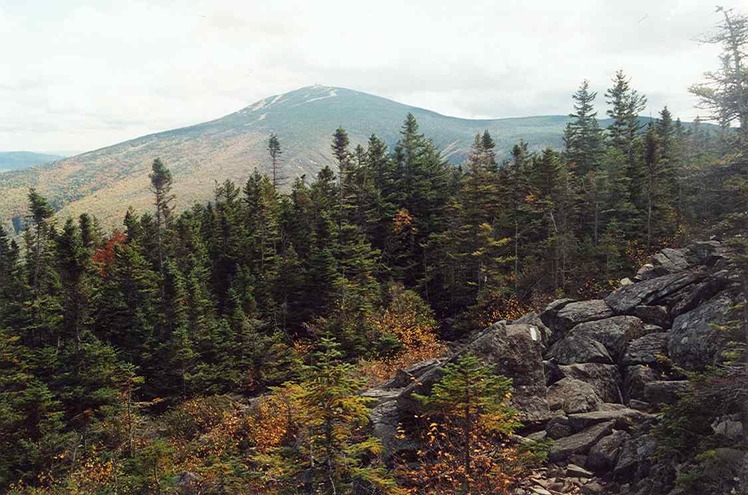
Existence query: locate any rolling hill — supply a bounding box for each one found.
[0,85,674,230]
[0,152,64,172]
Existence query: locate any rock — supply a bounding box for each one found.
[370,400,416,460]
[549,334,613,365]
[581,481,606,494]
[587,430,630,470]
[547,377,604,414]
[558,363,622,403]
[643,324,663,334]
[605,268,707,314]
[539,298,575,335]
[668,291,739,370]
[623,365,662,403]
[568,454,588,467]
[566,463,593,478]
[651,248,690,275]
[643,380,691,406]
[529,487,552,495]
[462,322,550,422]
[568,408,653,432]
[628,399,649,411]
[396,365,444,414]
[544,360,563,386]
[553,300,615,333]
[666,273,729,317]
[620,277,634,286]
[546,416,574,439]
[631,305,670,329]
[621,333,669,367]
[174,472,203,494]
[614,434,658,481]
[549,420,616,462]
[569,316,646,358]
[527,430,548,442]
[635,263,657,281]
[382,358,445,389]
[711,414,743,440]
[399,320,551,422]
[687,240,726,266]
[360,388,402,406]
[513,311,553,345]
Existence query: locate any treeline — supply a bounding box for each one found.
[0,69,737,492]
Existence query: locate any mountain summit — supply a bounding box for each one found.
[0,85,574,228]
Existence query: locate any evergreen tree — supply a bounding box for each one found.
[564,79,604,176]
[268,133,284,189]
[605,70,647,160]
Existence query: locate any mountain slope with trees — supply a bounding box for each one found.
[0,86,712,233]
[0,8,746,495]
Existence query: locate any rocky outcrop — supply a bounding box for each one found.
[621,332,669,367]
[549,421,616,462]
[365,240,744,495]
[668,291,738,369]
[548,335,613,365]
[568,316,646,359]
[557,363,622,404]
[547,378,603,414]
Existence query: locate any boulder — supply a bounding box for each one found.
[549,334,613,365]
[623,365,663,404]
[548,420,616,462]
[587,430,630,471]
[711,414,743,441]
[668,291,739,369]
[370,399,416,460]
[643,381,691,406]
[567,408,653,432]
[398,320,551,422]
[547,377,604,414]
[553,300,615,333]
[569,316,646,358]
[635,263,658,281]
[630,305,670,329]
[462,322,550,422]
[558,363,622,404]
[546,415,574,439]
[651,248,690,275]
[539,298,575,329]
[614,434,657,481]
[666,272,729,317]
[174,472,206,495]
[605,268,707,314]
[621,333,669,367]
[687,240,726,266]
[513,311,553,345]
[382,358,445,389]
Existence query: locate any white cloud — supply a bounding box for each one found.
[0,0,741,152]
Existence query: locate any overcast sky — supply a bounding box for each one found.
[0,0,742,154]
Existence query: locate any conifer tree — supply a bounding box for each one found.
[403,353,520,494]
[564,79,604,176]
[268,133,284,189]
[605,70,647,159]
[149,158,175,270]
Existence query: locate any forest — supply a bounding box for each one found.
[1,9,747,495]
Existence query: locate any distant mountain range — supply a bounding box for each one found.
[0,85,706,230]
[0,152,64,172]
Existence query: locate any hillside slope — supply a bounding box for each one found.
[0,85,671,229]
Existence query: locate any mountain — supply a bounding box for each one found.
[0,152,64,172]
[0,85,685,230]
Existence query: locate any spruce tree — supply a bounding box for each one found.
[564,79,604,176]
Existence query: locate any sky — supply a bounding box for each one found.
[0,0,743,154]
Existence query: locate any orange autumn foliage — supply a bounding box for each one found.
[92,230,127,276]
[360,284,447,385]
